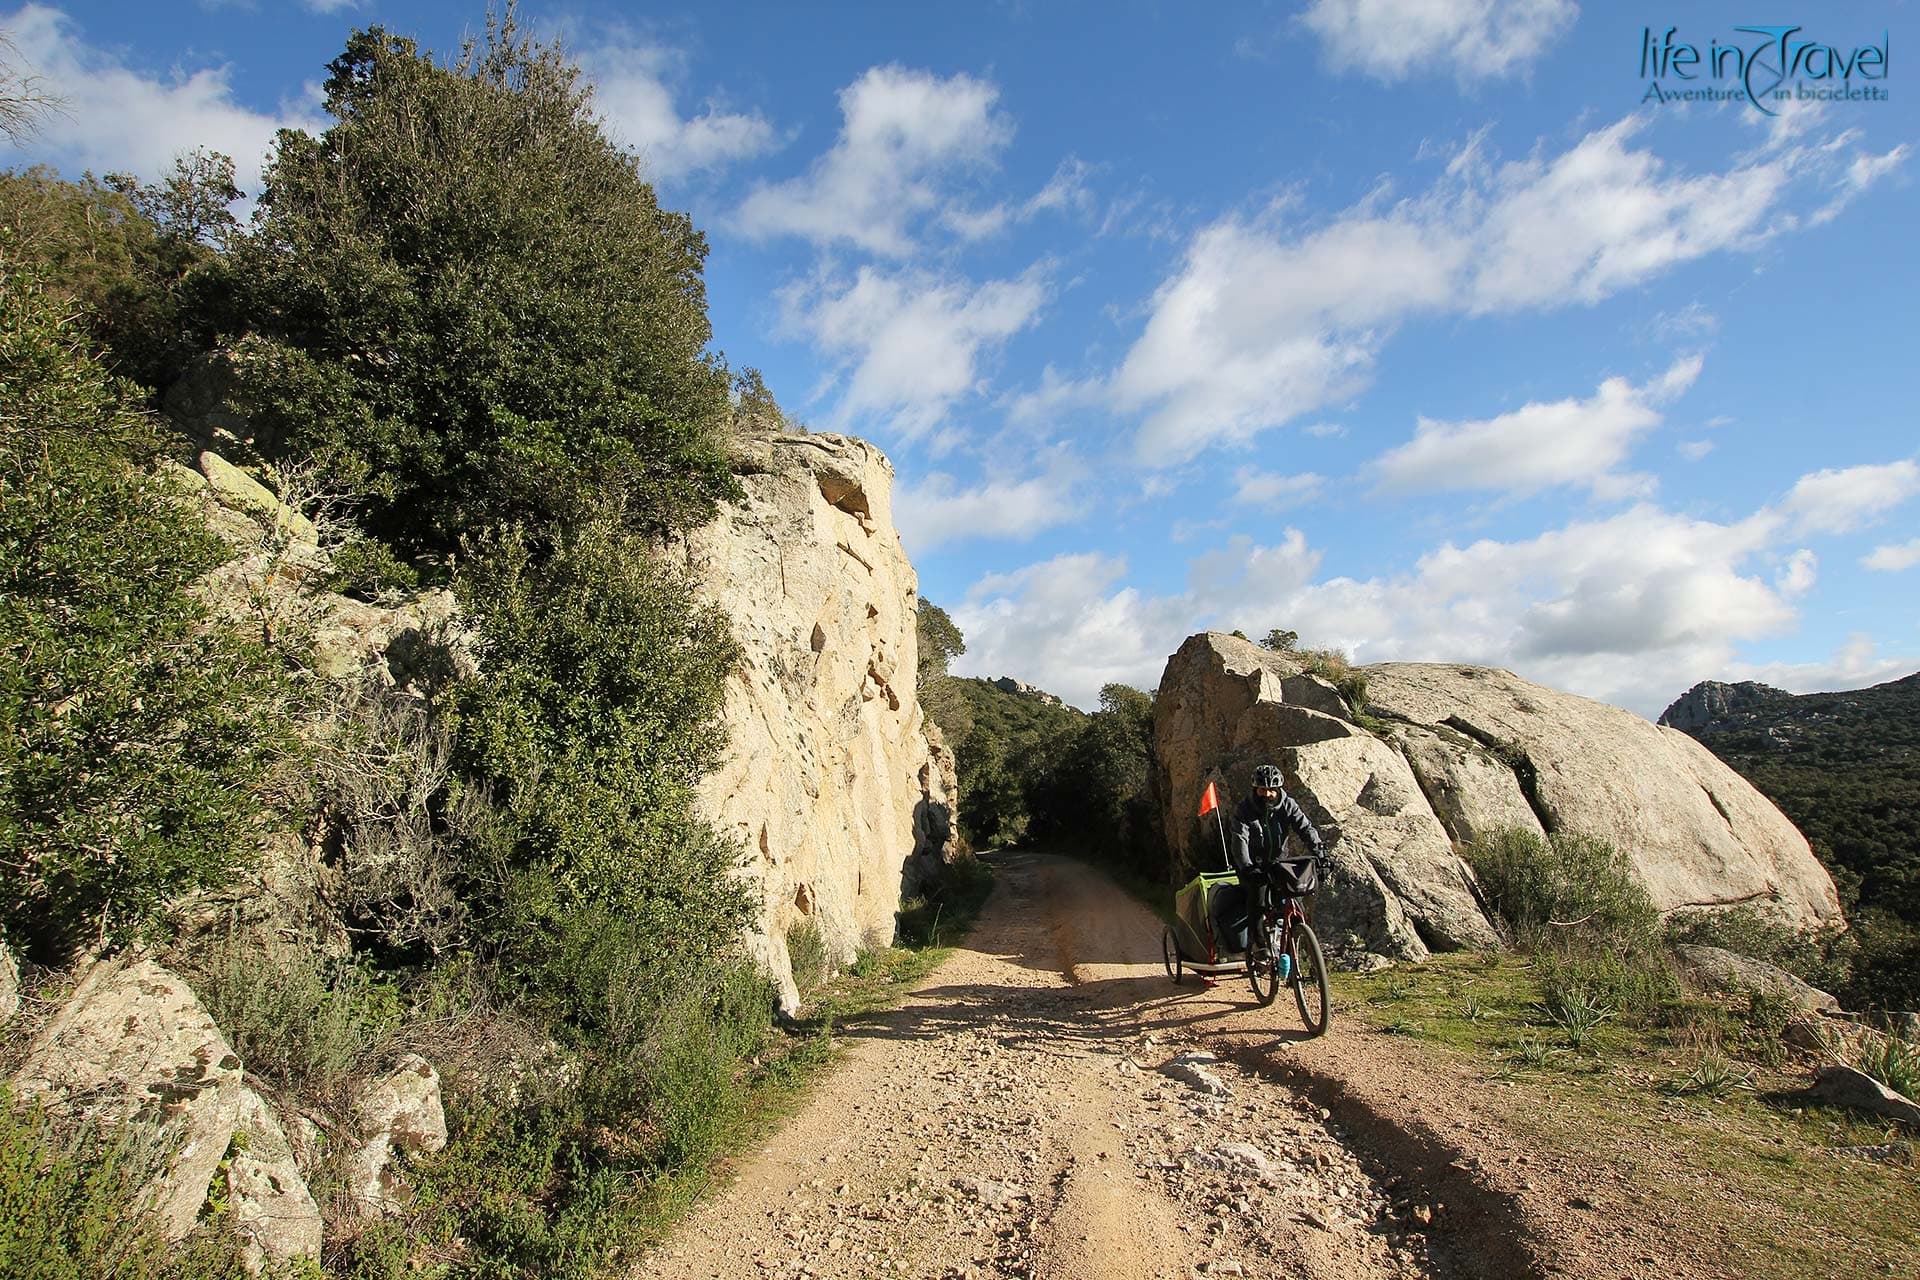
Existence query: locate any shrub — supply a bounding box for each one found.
[450,521,749,978]
[323,536,420,601]
[1666,903,1854,994]
[205,17,738,555]
[189,933,400,1109]
[0,155,235,395]
[1466,826,1662,956]
[786,919,829,998]
[0,1086,250,1279]
[0,258,301,962]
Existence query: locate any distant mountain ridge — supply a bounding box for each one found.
[1659,670,1920,920]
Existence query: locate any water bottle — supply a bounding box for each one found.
[1279,952,1293,980]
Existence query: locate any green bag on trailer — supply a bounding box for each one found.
[1171,871,1251,965]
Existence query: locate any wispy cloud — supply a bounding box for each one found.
[1298,0,1578,83]
[1368,356,1702,498]
[584,40,777,182]
[1107,114,1904,463]
[0,3,323,194]
[779,264,1049,442]
[734,65,1011,256]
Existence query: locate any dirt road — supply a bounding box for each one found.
[646,851,1516,1280]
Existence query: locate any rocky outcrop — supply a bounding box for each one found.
[676,432,961,1012]
[1154,634,1498,963]
[347,1053,448,1214]
[1153,634,1843,966]
[1672,944,1840,1013]
[1,942,16,1022]
[1657,679,1789,733]
[229,1088,325,1270]
[9,959,322,1265]
[991,677,1063,706]
[1362,662,1840,925]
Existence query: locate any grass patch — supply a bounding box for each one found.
[1333,953,1920,1277]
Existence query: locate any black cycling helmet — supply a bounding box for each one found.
[1252,763,1284,792]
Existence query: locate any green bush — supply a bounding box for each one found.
[0,258,301,962]
[450,521,749,975]
[1665,903,1855,994]
[323,536,420,601]
[0,1087,250,1279]
[1026,684,1164,879]
[786,919,830,998]
[189,934,400,1109]
[0,155,235,395]
[1465,826,1662,956]
[205,18,738,555]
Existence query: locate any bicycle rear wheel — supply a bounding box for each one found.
[1290,922,1329,1035]
[1247,923,1281,1006]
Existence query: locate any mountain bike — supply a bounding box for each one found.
[1245,861,1330,1036]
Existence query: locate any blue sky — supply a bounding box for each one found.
[5,0,1916,715]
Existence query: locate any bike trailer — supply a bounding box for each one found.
[1170,871,1252,973]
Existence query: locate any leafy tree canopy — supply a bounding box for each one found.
[207,12,738,554]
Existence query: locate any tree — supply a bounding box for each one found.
[0,154,236,392]
[208,15,737,554]
[917,598,973,741]
[1260,628,1298,652]
[0,261,298,961]
[0,30,64,144]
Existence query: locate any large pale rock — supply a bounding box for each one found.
[1809,1065,1920,1127]
[1,942,16,1022]
[348,1052,448,1213]
[11,959,245,1240]
[229,1087,323,1270]
[674,433,961,1013]
[1363,663,1841,926]
[1152,633,1497,963]
[1671,944,1841,1014]
[198,451,319,545]
[1398,725,1546,849]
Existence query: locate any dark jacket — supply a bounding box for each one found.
[1229,792,1323,875]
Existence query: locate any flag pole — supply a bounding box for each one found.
[1213,773,1232,872]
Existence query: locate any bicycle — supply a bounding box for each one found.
[1244,860,1330,1036]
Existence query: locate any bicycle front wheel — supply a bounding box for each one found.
[1247,924,1281,1006]
[1290,922,1330,1035]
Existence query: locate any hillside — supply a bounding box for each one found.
[1659,672,1920,920]
[948,676,1085,846]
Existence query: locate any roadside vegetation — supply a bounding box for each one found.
[1329,824,1920,1277]
[0,11,948,1278]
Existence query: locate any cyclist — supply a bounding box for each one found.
[1230,764,1328,946]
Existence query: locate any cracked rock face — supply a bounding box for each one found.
[677,432,961,1013]
[1363,661,1840,926]
[1153,633,1840,966]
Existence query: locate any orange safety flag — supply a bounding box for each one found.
[1197,779,1219,817]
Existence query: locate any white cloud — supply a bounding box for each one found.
[1678,440,1714,461]
[1299,0,1578,83]
[0,4,323,195]
[1369,356,1701,497]
[1111,114,1897,462]
[585,42,776,182]
[1812,141,1911,225]
[954,494,1839,717]
[951,553,1194,709]
[1232,468,1324,509]
[895,468,1085,551]
[1304,422,1348,438]
[780,265,1048,441]
[1862,539,1920,572]
[1781,459,1920,534]
[1776,549,1817,597]
[1728,634,1920,696]
[1003,365,1105,430]
[734,65,1010,256]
